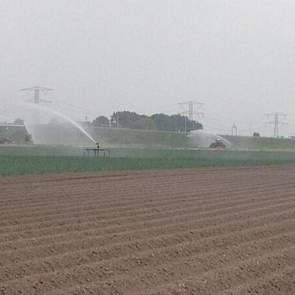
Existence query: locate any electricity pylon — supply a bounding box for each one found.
[178,100,204,134]
[20,86,53,104]
[178,100,204,121]
[266,112,287,138]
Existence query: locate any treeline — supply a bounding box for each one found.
[91,111,203,132]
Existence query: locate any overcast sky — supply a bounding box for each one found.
[1,0,295,136]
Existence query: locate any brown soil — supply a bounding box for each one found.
[0,166,294,294]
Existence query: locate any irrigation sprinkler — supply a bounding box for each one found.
[83,142,111,158]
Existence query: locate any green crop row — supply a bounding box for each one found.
[1,153,295,176]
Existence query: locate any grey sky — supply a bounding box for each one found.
[1,0,295,136]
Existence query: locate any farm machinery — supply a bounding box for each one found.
[209,139,226,149]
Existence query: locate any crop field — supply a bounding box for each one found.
[0,166,295,294]
[2,145,295,176]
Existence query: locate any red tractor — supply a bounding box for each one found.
[209,139,226,149]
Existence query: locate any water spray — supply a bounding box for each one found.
[19,86,97,145]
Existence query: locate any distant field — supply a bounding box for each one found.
[91,127,295,150]
[32,125,192,147]
[1,145,295,176]
[223,135,295,150]
[4,124,295,150]
[91,126,192,147]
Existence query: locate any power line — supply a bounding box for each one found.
[265,112,287,138]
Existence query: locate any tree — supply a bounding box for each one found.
[14,118,24,125]
[108,111,203,132]
[150,113,171,131]
[110,111,149,129]
[92,116,110,127]
[151,113,202,132]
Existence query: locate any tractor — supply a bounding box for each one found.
[209,139,226,149]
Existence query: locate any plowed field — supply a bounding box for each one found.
[0,166,294,294]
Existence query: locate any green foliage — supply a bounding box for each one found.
[151,113,202,132]
[14,118,25,125]
[0,145,82,157]
[92,116,109,127]
[1,146,295,176]
[108,111,203,132]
